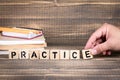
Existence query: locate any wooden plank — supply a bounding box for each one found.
[0,69,120,75]
[0,59,119,69]
[0,75,119,80]
[0,5,119,19]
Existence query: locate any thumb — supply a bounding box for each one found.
[91,42,110,55]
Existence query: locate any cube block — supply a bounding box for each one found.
[40,50,49,59]
[60,50,69,59]
[9,50,19,59]
[82,49,93,59]
[70,50,80,59]
[29,50,39,59]
[19,50,29,59]
[50,50,59,59]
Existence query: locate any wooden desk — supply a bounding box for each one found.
[0,46,120,80]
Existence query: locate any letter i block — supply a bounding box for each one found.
[9,50,19,59]
[40,50,49,59]
[82,49,93,59]
[50,50,59,60]
[19,50,29,59]
[60,50,69,59]
[29,50,39,59]
[70,50,80,59]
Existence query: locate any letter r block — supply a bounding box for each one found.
[19,50,29,59]
[82,49,93,59]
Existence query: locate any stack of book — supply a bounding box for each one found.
[0,27,47,50]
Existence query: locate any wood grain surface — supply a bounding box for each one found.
[0,0,120,80]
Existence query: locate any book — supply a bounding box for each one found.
[0,34,46,45]
[0,43,47,50]
[0,27,47,51]
[0,27,43,39]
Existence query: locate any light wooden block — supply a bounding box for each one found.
[60,50,69,59]
[29,50,39,59]
[82,49,93,59]
[70,50,80,59]
[19,50,29,59]
[40,50,49,59]
[9,50,19,59]
[50,50,59,60]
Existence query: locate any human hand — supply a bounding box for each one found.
[85,23,120,55]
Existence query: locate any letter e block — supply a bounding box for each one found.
[9,50,19,59]
[60,50,69,59]
[70,50,80,59]
[82,49,93,59]
[40,50,49,59]
[50,50,59,60]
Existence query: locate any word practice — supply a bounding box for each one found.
[9,49,93,60]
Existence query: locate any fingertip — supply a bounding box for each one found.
[90,49,98,55]
[107,51,111,55]
[102,51,107,55]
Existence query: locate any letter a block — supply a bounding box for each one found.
[50,50,59,60]
[19,50,29,59]
[40,50,49,59]
[9,50,19,59]
[29,50,39,59]
[82,49,93,59]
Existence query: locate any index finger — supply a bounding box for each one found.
[84,25,107,49]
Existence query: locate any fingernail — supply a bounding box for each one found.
[90,49,97,55]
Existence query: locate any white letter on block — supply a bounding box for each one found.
[19,50,29,59]
[50,50,59,60]
[70,50,80,59]
[82,49,93,59]
[29,50,39,59]
[60,50,69,59]
[40,50,49,59]
[9,50,19,59]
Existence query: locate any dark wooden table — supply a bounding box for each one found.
[0,46,120,80]
[0,0,120,80]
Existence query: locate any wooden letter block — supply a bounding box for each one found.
[50,50,59,60]
[9,50,19,59]
[40,50,49,59]
[29,50,39,59]
[82,49,93,59]
[19,50,29,59]
[70,50,80,59]
[60,50,69,59]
